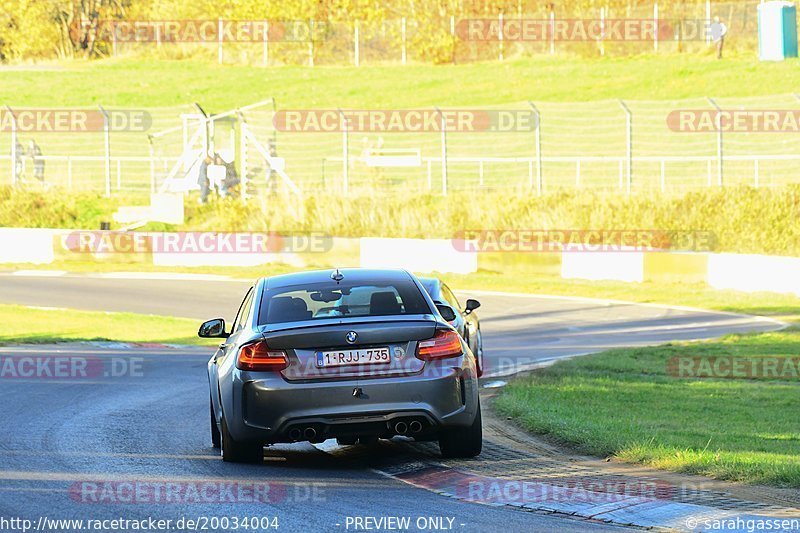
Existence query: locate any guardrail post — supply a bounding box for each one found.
[6,106,17,186]
[339,109,349,195]
[618,100,632,194]
[99,105,111,197]
[528,102,542,195]
[436,107,448,196]
[707,97,723,186]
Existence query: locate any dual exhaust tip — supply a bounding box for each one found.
[287,419,424,441]
[392,419,423,435]
[287,426,318,442]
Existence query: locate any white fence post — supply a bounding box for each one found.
[262,20,269,67]
[499,12,504,61]
[308,20,315,67]
[354,20,360,67]
[619,100,632,194]
[528,101,543,195]
[339,109,349,195]
[218,18,223,64]
[654,2,659,52]
[549,9,555,54]
[99,105,111,197]
[6,106,17,186]
[707,97,723,186]
[600,7,605,56]
[436,107,448,196]
[754,159,759,188]
[147,135,155,194]
[238,111,247,200]
[401,18,407,65]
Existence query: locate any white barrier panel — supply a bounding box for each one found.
[561,250,644,282]
[359,238,477,274]
[708,253,800,296]
[0,228,57,264]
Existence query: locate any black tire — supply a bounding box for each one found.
[210,397,221,448]
[221,414,262,463]
[438,402,483,458]
[336,436,358,446]
[474,329,484,377]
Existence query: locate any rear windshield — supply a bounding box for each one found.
[257,279,431,324]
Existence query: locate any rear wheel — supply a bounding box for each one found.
[474,330,484,377]
[439,403,482,458]
[221,414,262,463]
[210,397,221,448]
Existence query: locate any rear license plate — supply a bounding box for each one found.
[316,347,391,368]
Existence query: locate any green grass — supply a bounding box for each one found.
[495,329,800,487]
[0,304,215,346]
[2,55,800,108]
[442,272,800,323]
[3,187,800,256]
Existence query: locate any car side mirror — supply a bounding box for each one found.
[436,304,457,322]
[199,318,228,338]
[464,299,481,315]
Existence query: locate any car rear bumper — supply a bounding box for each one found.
[228,366,479,443]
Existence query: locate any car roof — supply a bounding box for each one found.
[261,268,415,290]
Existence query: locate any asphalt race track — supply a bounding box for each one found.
[0,273,784,532]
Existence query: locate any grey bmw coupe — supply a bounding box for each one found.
[200,268,482,463]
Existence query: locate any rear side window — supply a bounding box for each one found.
[258,279,431,324]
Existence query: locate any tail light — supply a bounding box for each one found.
[236,339,288,371]
[416,329,463,361]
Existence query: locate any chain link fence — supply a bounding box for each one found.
[2,93,800,198]
[99,1,762,65]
